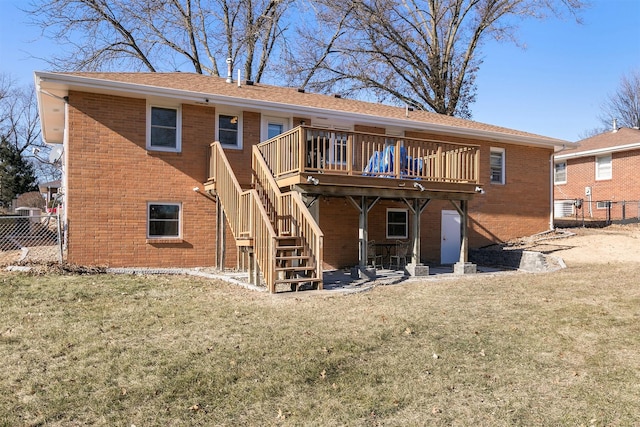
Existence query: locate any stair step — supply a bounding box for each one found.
[275,277,322,285]
[276,245,305,251]
[276,255,311,261]
[275,236,299,242]
[276,265,315,272]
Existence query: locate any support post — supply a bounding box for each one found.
[248,249,260,285]
[347,196,379,278]
[404,198,431,276]
[216,203,226,269]
[452,199,476,274]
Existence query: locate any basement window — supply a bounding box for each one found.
[147,203,181,238]
[386,208,408,239]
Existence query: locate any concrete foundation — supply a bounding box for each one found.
[453,262,477,275]
[406,263,430,276]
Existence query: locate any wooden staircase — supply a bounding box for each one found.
[206,142,323,293]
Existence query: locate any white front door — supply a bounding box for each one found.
[441,210,460,264]
[262,116,290,141]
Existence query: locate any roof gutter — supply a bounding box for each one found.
[555,142,640,159]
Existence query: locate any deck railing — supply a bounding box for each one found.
[258,126,480,184]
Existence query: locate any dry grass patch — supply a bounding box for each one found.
[1,264,639,426]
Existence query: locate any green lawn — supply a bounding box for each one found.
[1,263,639,426]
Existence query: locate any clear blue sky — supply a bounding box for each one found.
[1,0,639,142]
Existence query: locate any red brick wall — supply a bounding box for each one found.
[66,91,222,267]
[66,92,554,269]
[555,149,640,219]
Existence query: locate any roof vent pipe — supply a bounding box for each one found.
[612,118,618,132]
[237,69,241,87]
[226,58,233,83]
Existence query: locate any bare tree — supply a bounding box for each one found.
[27,0,292,82]
[0,74,61,182]
[291,0,585,118]
[599,69,640,130]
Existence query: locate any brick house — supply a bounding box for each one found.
[554,127,640,222]
[35,71,567,291]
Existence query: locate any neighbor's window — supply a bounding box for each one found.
[554,161,567,184]
[148,203,181,238]
[147,105,181,152]
[217,113,242,148]
[596,201,612,210]
[490,147,505,184]
[596,154,612,180]
[387,208,408,239]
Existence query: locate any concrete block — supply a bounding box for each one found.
[350,266,376,279]
[453,262,477,275]
[406,263,429,276]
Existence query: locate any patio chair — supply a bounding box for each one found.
[367,240,384,269]
[390,240,410,270]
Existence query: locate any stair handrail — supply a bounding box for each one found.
[209,142,247,237]
[209,142,278,290]
[252,146,323,288]
[252,145,283,232]
[285,191,324,285]
[246,189,278,292]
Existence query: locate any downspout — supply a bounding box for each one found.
[550,144,568,230]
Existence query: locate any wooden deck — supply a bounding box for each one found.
[256,126,481,198]
[205,126,483,292]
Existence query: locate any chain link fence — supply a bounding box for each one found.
[0,214,63,265]
[555,199,640,227]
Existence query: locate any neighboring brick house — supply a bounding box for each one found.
[554,127,640,222]
[35,71,567,291]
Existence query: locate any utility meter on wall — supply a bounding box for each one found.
[585,187,592,196]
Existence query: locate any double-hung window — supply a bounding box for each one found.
[148,203,181,239]
[596,154,612,180]
[386,208,408,239]
[490,147,505,184]
[148,105,181,152]
[554,161,567,184]
[217,113,242,148]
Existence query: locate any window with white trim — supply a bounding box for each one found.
[147,203,181,238]
[554,161,567,184]
[263,116,289,141]
[596,201,612,210]
[386,208,408,239]
[147,105,181,152]
[490,147,505,184]
[217,113,242,148]
[595,154,612,180]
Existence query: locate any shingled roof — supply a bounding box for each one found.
[37,71,569,147]
[556,127,640,159]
